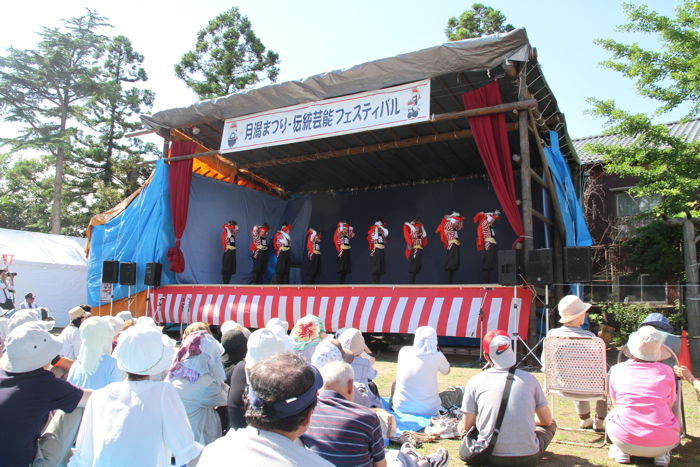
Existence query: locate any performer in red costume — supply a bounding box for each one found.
[334,220,355,284]
[403,217,427,284]
[221,220,238,284]
[249,223,269,284]
[367,218,389,284]
[305,228,322,284]
[473,210,501,283]
[436,211,464,284]
[273,223,292,284]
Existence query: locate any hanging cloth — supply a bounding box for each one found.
[166,141,197,273]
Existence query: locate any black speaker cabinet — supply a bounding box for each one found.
[102,260,119,284]
[119,262,137,286]
[526,248,554,286]
[144,262,162,287]
[497,250,524,286]
[564,247,592,283]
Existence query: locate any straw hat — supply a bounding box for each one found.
[624,326,672,362]
[1,322,62,373]
[338,328,371,356]
[557,295,592,324]
[68,306,90,321]
[114,326,175,376]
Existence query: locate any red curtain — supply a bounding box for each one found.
[166,141,197,273]
[462,81,524,248]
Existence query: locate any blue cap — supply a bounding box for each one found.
[640,312,673,334]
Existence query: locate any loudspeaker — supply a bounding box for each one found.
[526,248,554,286]
[497,250,524,286]
[564,247,591,283]
[102,261,119,284]
[119,262,137,286]
[144,262,162,287]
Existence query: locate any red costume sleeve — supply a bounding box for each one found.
[435,219,448,248]
[221,227,227,251]
[334,226,342,253]
[367,225,375,252]
[473,212,486,251]
[403,224,411,259]
[273,232,281,256]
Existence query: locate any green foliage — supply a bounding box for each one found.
[621,220,683,279]
[587,1,700,218]
[445,3,515,41]
[600,301,686,344]
[175,7,280,99]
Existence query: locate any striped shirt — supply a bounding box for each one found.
[300,390,385,466]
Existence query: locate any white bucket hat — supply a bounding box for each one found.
[245,328,287,368]
[8,309,53,333]
[1,322,63,373]
[624,326,673,362]
[557,295,592,324]
[338,328,371,356]
[265,317,289,333]
[116,311,133,323]
[114,326,175,376]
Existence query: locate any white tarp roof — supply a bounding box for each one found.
[0,228,86,268]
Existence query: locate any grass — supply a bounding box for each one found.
[372,351,700,466]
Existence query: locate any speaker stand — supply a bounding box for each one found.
[126,285,132,312]
[475,288,492,365]
[145,286,151,320]
[513,285,543,367]
[518,283,551,367]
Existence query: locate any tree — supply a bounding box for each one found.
[175,7,280,100]
[445,3,515,41]
[588,0,699,365]
[0,154,54,232]
[0,10,109,234]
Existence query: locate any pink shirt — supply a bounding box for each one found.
[607,360,680,447]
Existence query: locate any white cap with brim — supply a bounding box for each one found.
[68,306,90,321]
[623,326,673,362]
[245,328,287,368]
[1,322,62,373]
[114,326,175,376]
[8,309,54,333]
[557,295,592,324]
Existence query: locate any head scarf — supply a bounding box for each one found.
[413,326,438,356]
[291,315,326,351]
[221,329,248,369]
[78,317,115,375]
[169,330,226,383]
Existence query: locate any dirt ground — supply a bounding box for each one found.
[372,351,700,467]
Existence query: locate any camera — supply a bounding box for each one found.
[8,272,17,277]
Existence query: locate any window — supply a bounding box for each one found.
[615,192,661,217]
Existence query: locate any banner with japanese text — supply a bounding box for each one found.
[220,79,431,153]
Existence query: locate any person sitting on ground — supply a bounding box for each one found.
[459,330,556,466]
[543,295,607,431]
[606,326,680,467]
[339,328,382,408]
[267,317,295,351]
[0,322,91,466]
[291,314,328,363]
[19,292,36,309]
[167,330,228,446]
[115,310,132,323]
[182,321,212,340]
[301,360,387,466]
[58,306,91,360]
[227,328,290,430]
[638,312,680,367]
[392,326,450,416]
[221,320,251,338]
[199,353,332,466]
[221,326,248,382]
[310,338,352,370]
[70,323,202,466]
[67,317,122,390]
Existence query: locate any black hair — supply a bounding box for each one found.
[244,353,316,433]
[79,304,92,313]
[262,222,269,229]
[126,372,149,381]
[71,317,83,328]
[228,220,237,226]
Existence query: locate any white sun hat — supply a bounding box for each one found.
[114,325,175,376]
[557,295,592,324]
[1,322,63,373]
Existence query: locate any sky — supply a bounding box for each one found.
[0,0,688,142]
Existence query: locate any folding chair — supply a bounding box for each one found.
[542,335,608,447]
[616,344,685,436]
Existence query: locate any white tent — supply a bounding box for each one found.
[0,228,87,327]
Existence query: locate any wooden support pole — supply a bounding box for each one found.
[532,208,553,226]
[528,168,547,190]
[430,99,538,122]
[518,110,534,256]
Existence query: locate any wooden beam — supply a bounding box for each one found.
[240,122,518,170]
[519,110,534,255]
[532,208,553,226]
[431,99,537,122]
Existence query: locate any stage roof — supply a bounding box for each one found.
[142,28,578,196]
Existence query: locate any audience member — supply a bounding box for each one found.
[674,365,700,394]
[67,317,122,390]
[339,328,381,407]
[221,320,251,338]
[59,306,91,360]
[199,353,331,466]
[301,360,387,466]
[183,321,212,339]
[116,310,133,323]
[459,330,556,466]
[8,308,53,333]
[19,292,36,309]
[70,324,202,466]
[544,295,606,431]
[168,330,228,446]
[392,326,450,416]
[221,327,248,381]
[266,317,295,351]
[606,326,680,466]
[310,339,345,370]
[291,314,327,362]
[0,316,8,353]
[639,312,680,367]
[0,322,90,466]
[228,328,288,430]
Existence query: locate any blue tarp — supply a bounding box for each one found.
[87,160,176,306]
[543,131,592,247]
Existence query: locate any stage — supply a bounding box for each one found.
[150,284,533,339]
